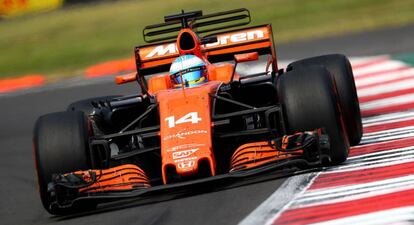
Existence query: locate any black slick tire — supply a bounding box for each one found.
[287,54,362,146]
[277,66,350,164]
[33,111,93,215]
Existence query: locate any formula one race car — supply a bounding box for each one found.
[34,8,362,215]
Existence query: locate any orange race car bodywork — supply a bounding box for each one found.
[38,9,334,214]
[114,21,282,184]
[127,24,279,183]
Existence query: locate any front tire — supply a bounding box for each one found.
[34,111,93,214]
[278,66,350,164]
[287,54,362,146]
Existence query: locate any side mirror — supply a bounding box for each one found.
[115,73,137,85]
[230,52,259,82]
[234,52,259,63]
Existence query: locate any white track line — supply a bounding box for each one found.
[349,56,388,67]
[309,206,414,225]
[355,68,414,87]
[362,111,414,125]
[291,175,414,209]
[357,78,414,97]
[325,158,414,174]
[353,60,406,77]
[360,93,414,110]
[238,173,318,225]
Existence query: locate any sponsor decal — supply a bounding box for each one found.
[177,160,195,169]
[205,29,265,47]
[167,143,205,152]
[172,148,199,159]
[145,43,177,58]
[165,112,202,128]
[163,129,208,141]
[143,28,267,58]
[174,156,197,163]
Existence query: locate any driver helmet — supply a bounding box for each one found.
[169,54,207,88]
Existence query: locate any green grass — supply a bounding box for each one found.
[1,0,414,78]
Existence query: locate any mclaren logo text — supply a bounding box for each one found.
[145,43,176,58]
[205,30,265,47]
[145,29,266,58]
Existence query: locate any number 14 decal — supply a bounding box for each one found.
[165,112,202,128]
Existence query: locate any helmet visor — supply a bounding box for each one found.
[173,67,204,84]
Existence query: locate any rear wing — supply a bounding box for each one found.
[144,8,251,43]
[135,24,277,76]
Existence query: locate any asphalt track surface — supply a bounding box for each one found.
[1,24,414,225]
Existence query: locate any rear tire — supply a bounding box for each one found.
[277,66,350,164]
[34,111,94,215]
[288,54,362,146]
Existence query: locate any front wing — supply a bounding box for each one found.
[48,130,330,212]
